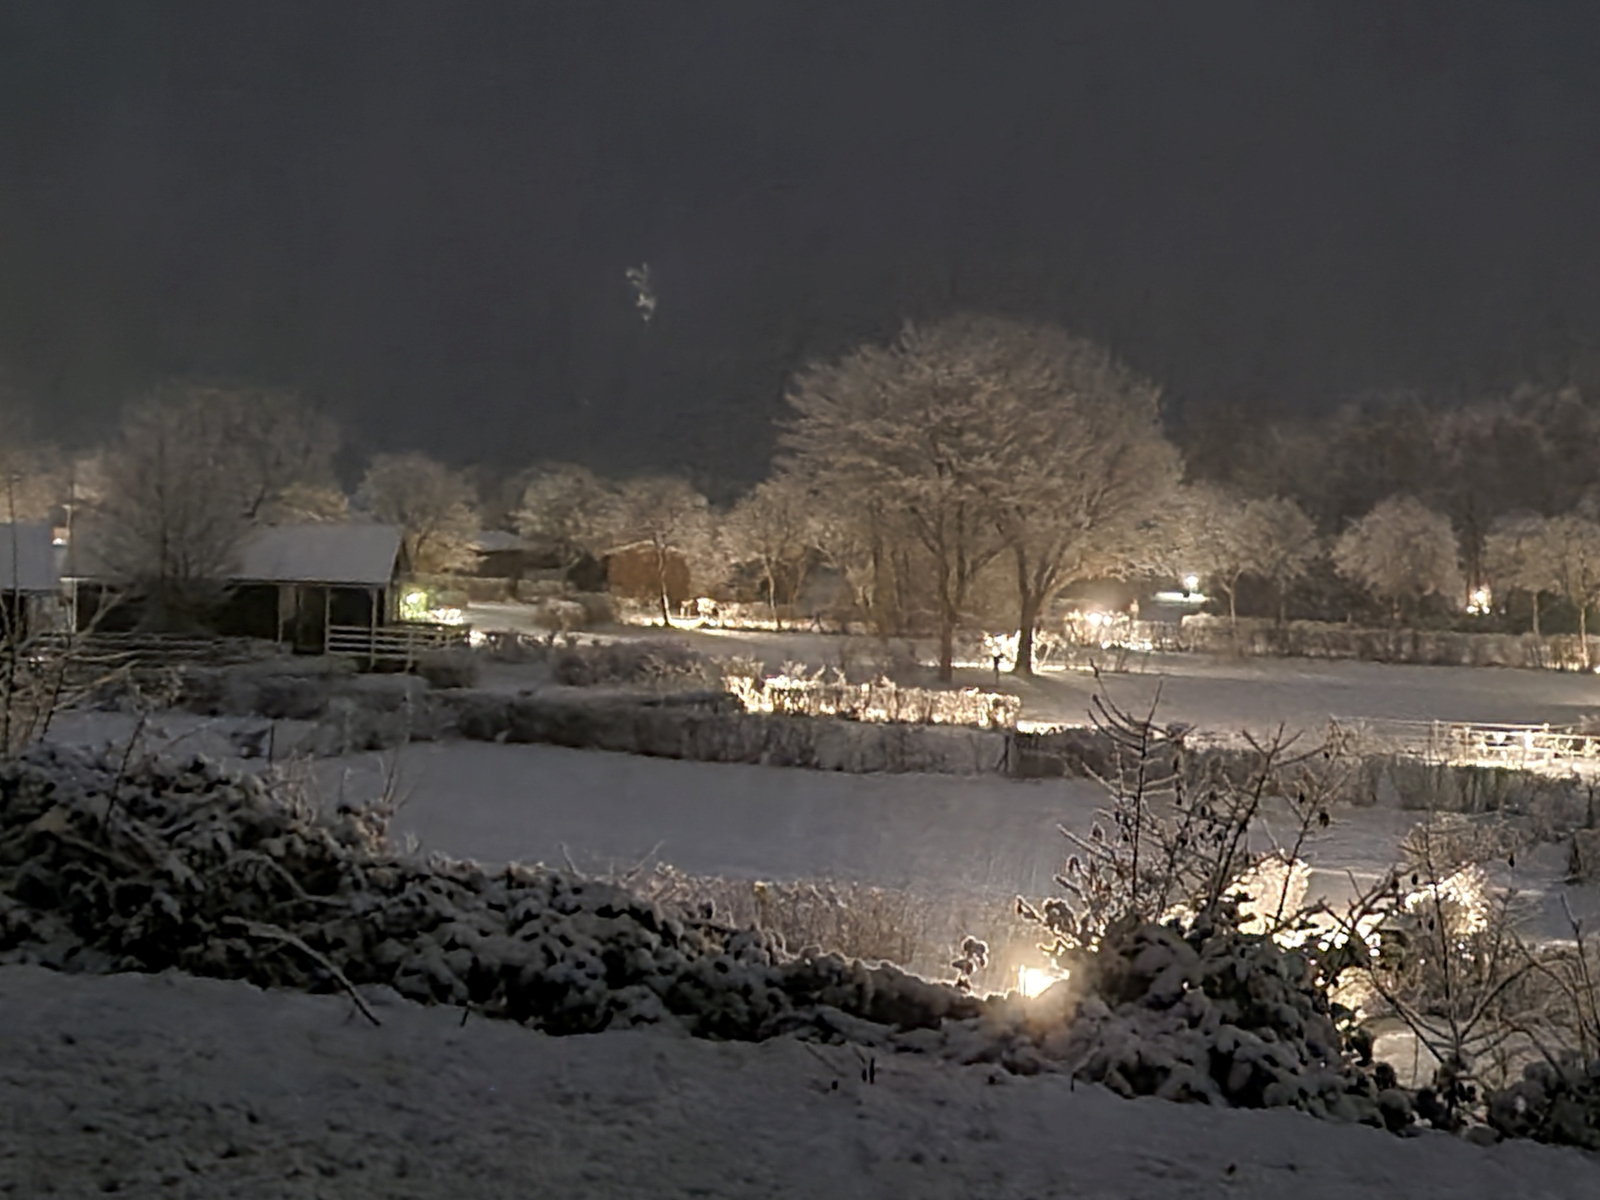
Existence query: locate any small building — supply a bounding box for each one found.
[604,541,691,609]
[216,523,409,653]
[0,522,63,638]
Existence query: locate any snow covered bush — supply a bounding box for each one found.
[0,745,987,1042]
[1040,916,1404,1124]
[550,639,716,689]
[726,670,1021,730]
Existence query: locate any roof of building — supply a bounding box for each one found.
[470,529,525,554]
[0,523,59,592]
[232,523,405,586]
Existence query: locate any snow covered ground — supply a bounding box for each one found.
[42,706,1597,942]
[468,604,1600,734]
[312,739,1597,942]
[3,964,1595,1199]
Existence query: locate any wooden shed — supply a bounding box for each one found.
[216,523,409,653]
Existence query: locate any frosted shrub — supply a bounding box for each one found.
[726,671,1021,730]
[550,640,715,689]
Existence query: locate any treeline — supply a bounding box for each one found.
[12,319,1600,676]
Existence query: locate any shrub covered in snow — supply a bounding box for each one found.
[726,671,1021,730]
[1042,916,1403,1124]
[550,639,716,689]
[0,745,983,1041]
[1488,1057,1600,1148]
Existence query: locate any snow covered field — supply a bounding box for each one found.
[3,964,1595,1199]
[469,605,1600,734]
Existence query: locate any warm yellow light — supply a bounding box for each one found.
[1017,965,1063,998]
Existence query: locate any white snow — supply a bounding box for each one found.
[2,964,1593,1198]
[232,522,404,586]
[464,611,1600,735]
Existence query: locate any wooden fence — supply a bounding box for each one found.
[325,621,469,666]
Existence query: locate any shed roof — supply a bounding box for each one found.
[232,523,404,587]
[0,524,58,592]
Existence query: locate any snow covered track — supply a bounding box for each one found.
[1,965,1593,1200]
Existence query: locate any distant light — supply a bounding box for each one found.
[1183,574,1200,593]
[1085,610,1105,627]
[1467,585,1492,615]
[1018,965,1064,998]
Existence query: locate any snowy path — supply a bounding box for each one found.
[1,965,1593,1199]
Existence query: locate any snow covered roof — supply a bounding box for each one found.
[231,524,404,587]
[0,523,58,592]
[471,530,525,554]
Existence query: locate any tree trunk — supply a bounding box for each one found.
[1276,580,1288,626]
[1531,590,1541,637]
[656,546,673,627]
[1227,584,1238,627]
[1582,601,1590,670]
[1013,592,1042,678]
[1010,550,1042,677]
[765,563,780,629]
[937,614,955,681]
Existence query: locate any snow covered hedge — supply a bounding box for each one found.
[0,745,983,1041]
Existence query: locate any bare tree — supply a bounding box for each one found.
[724,476,818,626]
[356,452,480,574]
[602,476,713,625]
[513,463,615,573]
[203,385,340,521]
[1333,495,1462,625]
[264,481,351,523]
[96,394,252,626]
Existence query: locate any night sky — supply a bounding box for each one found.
[4,1,1600,483]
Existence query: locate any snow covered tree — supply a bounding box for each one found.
[1333,495,1462,624]
[784,315,1176,677]
[783,320,1008,679]
[1249,496,1320,624]
[513,463,614,572]
[601,476,713,625]
[1178,486,1258,626]
[1542,512,1600,664]
[1484,514,1562,636]
[723,476,819,625]
[969,321,1179,675]
[356,452,480,574]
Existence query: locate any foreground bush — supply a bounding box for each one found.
[0,745,979,1040]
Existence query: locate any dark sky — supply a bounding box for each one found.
[4,2,1600,483]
